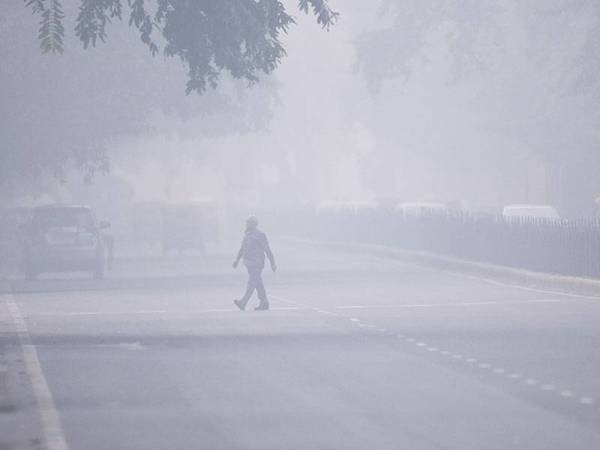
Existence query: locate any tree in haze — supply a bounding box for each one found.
[0,1,338,196]
[354,0,600,213]
[26,0,339,93]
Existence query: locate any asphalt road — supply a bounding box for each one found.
[1,240,600,449]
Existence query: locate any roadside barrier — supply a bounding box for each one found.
[293,211,600,279]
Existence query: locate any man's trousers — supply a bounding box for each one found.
[239,266,268,308]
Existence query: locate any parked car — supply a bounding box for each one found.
[21,205,110,280]
[0,207,31,270]
[394,202,450,217]
[316,200,378,215]
[502,204,560,221]
[161,201,219,255]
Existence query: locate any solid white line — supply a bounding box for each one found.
[452,272,600,301]
[334,299,566,310]
[28,306,310,317]
[2,293,70,450]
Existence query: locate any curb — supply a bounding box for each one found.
[283,237,600,298]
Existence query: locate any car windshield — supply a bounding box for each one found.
[33,208,95,230]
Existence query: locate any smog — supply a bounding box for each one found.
[1,1,600,449]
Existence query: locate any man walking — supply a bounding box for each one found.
[233,215,276,311]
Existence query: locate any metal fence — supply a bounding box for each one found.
[302,211,600,278]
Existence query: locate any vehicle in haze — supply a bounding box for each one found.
[161,200,219,255]
[394,202,450,216]
[0,207,32,271]
[316,200,378,215]
[131,201,163,250]
[502,204,560,221]
[21,205,111,280]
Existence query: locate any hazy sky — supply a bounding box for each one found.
[5,1,600,215]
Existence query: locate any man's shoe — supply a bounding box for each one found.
[234,299,245,311]
[254,303,269,311]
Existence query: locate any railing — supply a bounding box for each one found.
[299,210,600,278]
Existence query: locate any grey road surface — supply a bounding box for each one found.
[1,240,600,449]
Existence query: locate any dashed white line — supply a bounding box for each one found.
[272,292,597,410]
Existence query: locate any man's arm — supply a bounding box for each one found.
[233,239,245,268]
[263,234,276,272]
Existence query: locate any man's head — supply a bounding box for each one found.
[246,215,259,230]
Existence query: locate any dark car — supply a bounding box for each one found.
[21,205,110,280]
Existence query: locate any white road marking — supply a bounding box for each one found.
[334,299,565,310]
[96,342,146,351]
[452,272,600,301]
[272,291,596,410]
[526,299,563,304]
[2,293,70,450]
[30,306,309,317]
